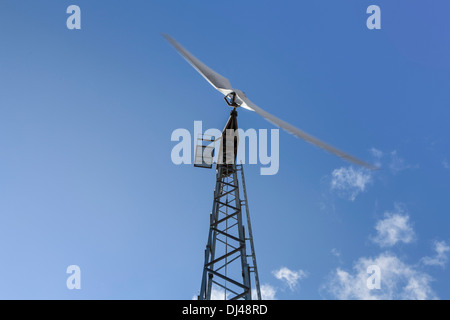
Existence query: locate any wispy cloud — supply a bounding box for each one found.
[331,248,341,258]
[194,284,278,300]
[371,204,415,247]
[272,267,308,290]
[442,159,450,170]
[210,287,229,300]
[331,248,344,265]
[370,148,383,159]
[191,287,229,300]
[330,166,372,201]
[369,148,418,173]
[322,203,447,300]
[389,150,418,174]
[324,253,437,300]
[370,148,383,167]
[422,240,450,268]
[252,284,277,300]
[328,149,417,202]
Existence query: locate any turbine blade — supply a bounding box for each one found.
[236,92,378,170]
[163,33,233,95]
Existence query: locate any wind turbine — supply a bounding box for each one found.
[163,33,378,171]
[163,34,376,300]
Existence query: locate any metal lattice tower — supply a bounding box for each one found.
[197,109,261,300]
[164,33,378,300]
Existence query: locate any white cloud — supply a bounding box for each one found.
[371,204,415,247]
[331,248,341,258]
[389,150,406,173]
[389,150,418,174]
[368,148,417,173]
[370,148,383,167]
[196,284,278,300]
[442,159,450,169]
[252,284,277,300]
[325,252,437,300]
[331,166,372,201]
[323,204,444,300]
[210,287,229,300]
[331,248,344,265]
[272,267,308,290]
[370,148,383,159]
[191,287,229,300]
[422,240,450,268]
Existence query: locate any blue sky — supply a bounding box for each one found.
[0,0,449,299]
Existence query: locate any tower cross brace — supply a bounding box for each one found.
[198,109,261,300]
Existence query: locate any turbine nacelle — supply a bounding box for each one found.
[224,90,246,108]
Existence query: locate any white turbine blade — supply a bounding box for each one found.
[236,92,378,170]
[163,34,233,96]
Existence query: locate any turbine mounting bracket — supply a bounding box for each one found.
[224,92,239,107]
